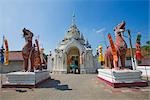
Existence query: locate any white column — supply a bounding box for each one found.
[47,55,52,72]
[54,55,58,71]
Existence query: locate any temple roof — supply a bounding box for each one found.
[64,14,80,39]
[57,14,92,51]
[64,24,80,39]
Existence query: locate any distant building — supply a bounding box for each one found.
[0,51,23,73]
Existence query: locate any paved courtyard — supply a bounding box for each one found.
[0,74,150,100]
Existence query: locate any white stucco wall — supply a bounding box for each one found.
[49,38,97,74]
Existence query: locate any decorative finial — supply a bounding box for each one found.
[72,12,75,25]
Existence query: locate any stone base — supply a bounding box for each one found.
[2,70,50,88]
[136,66,150,77]
[52,71,67,74]
[97,69,148,88]
[52,67,97,74]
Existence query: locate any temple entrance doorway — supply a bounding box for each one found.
[67,47,80,74]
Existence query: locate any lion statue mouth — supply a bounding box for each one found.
[22,28,34,40]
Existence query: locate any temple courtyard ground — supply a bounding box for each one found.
[0,74,150,100]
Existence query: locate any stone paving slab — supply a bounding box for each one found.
[0,74,150,100]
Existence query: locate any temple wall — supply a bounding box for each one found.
[0,61,23,73]
[49,35,97,74]
[48,49,98,74]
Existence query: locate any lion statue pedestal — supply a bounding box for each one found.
[2,28,50,88]
[97,21,148,88]
[97,69,148,88]
[2,70,50,88]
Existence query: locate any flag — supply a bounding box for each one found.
[98,46,104,62]
[135,34,143,64]
[0,35,9,65]
[0,45,4,64]
[4,39,9,65]
[108,34,118,62]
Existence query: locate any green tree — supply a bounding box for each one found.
[146,41,150,45]
[142,41,150,56]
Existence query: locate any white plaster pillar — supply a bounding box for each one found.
[63,53,67,72]
[54,54,58,71]
[47,55,53,72]
[80,51,86,74]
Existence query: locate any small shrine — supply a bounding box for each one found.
[48,15,98,74]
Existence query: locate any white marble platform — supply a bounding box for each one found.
[136,66,150,77]
[97,69,148,88]
[2,70,50,87]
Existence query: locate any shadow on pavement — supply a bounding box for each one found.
[15,89,27,93]
[37,78,72,91]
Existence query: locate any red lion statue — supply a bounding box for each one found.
[22,28,42,72]
[104,21,127,69]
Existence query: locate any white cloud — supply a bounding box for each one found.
[96,27,106,34]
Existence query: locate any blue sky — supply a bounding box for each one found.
[0,0,149,54]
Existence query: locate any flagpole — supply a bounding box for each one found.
[127,30,136,70]
[0,35,4,88]
[0,59,2,88]
[0,47,2,87]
